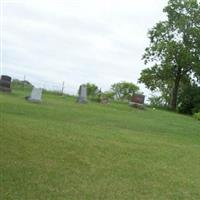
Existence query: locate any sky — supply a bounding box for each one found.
[1,0,168,95]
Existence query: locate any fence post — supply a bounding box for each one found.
[61,81,65,95]
[23,75,26,91]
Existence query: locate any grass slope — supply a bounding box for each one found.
[1,89,200,200]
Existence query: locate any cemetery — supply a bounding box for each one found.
[1,80,200,200]
[1,0,200,199]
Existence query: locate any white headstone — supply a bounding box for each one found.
[28,88,42,102]
[78,85,87,103]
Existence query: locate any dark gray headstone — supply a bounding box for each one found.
[0,75,12,92]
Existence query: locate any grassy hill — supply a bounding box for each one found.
[1,88,200,200]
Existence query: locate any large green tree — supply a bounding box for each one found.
[86,83,100,97]
[139,0,200,110]
[111,81,139,101]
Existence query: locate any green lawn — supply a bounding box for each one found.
[1,89,200,200]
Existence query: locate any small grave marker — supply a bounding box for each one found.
[27,87,43,102]
[77,84,87,103]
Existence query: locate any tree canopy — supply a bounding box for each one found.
[111,81,139,101]
[139,0,200,110]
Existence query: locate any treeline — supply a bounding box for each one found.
[12,79,33,89]
[84,82,141,102]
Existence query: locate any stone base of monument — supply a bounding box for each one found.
[129,102,145,109]
[0,85,11,92]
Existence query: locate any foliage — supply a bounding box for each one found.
[102,91,115,101]
[43,89,64,96]
[139,0,200,110]
[12,79,33,89]
[194,112,200,120]
[86,83,100,96]
[86,83,101,102]
[148,95,168,108]
[111,81,139,101]
[178,82,200,114]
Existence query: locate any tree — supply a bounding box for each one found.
[102,91,115,101]
[148,94,168,108]
[111,81,139,101]
[139,0,200,110]
[85,83,101,102]
[178,82,200,114]
[86,83,101,96]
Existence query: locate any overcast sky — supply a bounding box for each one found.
[1,0,168,94]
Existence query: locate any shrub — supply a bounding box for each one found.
[111,81,139,101]
[12,79,33,90]
[178,83,200,115]
[102,91,115,101]
[193,112,200,121]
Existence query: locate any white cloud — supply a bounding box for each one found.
[2,0,168,95]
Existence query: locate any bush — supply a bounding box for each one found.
[102,91,115,101]
[178,83,200,115]
[111,81,139,101]
[85,83,102,102]
[12,79,33,90]
[148,95,168,109]
[193,112,200,121]
[89,94,101,103]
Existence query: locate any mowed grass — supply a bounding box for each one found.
[1,89,200,200]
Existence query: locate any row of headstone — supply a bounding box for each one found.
[25,87,146,108]
[0,76,145,107]
[26,85,88,104]
[26,84,87,104]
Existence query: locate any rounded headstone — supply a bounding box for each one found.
[0,75,12,92]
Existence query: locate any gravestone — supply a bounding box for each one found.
[100,96,109,104]
[131,94,145,104]
[129,94,145,109]
[0,75,12,92]
[27,87,42,102]
[77,84,87,103]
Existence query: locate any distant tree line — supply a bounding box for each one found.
[86,81,141,102]
[12,79,33,89]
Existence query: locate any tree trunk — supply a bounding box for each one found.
[171,73,181,110]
